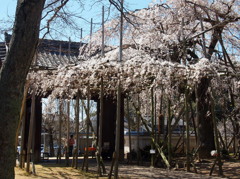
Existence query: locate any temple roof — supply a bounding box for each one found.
[0,42,6,61]
[0,35,82,69]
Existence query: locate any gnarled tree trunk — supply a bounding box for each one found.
[197,78,215,158]
[197,27,224,158]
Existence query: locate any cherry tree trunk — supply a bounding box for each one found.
[0,0,45,178]
[197,78,215,158]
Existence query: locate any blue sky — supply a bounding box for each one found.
[0,0,152,42]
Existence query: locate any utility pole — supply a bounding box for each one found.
[119,0,123,62]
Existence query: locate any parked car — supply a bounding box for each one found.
[41,145,50,159]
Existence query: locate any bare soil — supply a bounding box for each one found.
[15,157,240,179]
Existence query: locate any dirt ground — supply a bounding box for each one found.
[15,157,240,179]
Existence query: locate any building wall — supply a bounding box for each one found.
[124,135,197,154]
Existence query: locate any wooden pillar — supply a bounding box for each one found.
[167,98,172,165]
[73,92,80,169]
[75,93,80,169]
[151,87,155,167]
[154,94,157,144]
[114,81,121,179]
[137,95,140,165]
[223,111,227,149]
[21,95,42,164]
[185,89,190,172]
[195,84,200,159]
[98,77,104,175]
[81,87,90,171]
[33,96,42,163]
[19,85,29,168]
[66,99,70,166]
[22,98,32,167]
[132,101,170,169]
[126,97,132,163]
[158,88,164,142]
[57,99,62,163]
[85,86,90,171]
[26,90,35,173]
[120,95,124,161]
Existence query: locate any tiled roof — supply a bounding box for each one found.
[35,52,78,68]
[37,39,81,57]
[0,42,6,61]
[0,34,81,69]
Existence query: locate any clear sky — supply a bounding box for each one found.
[0,0,152,42]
